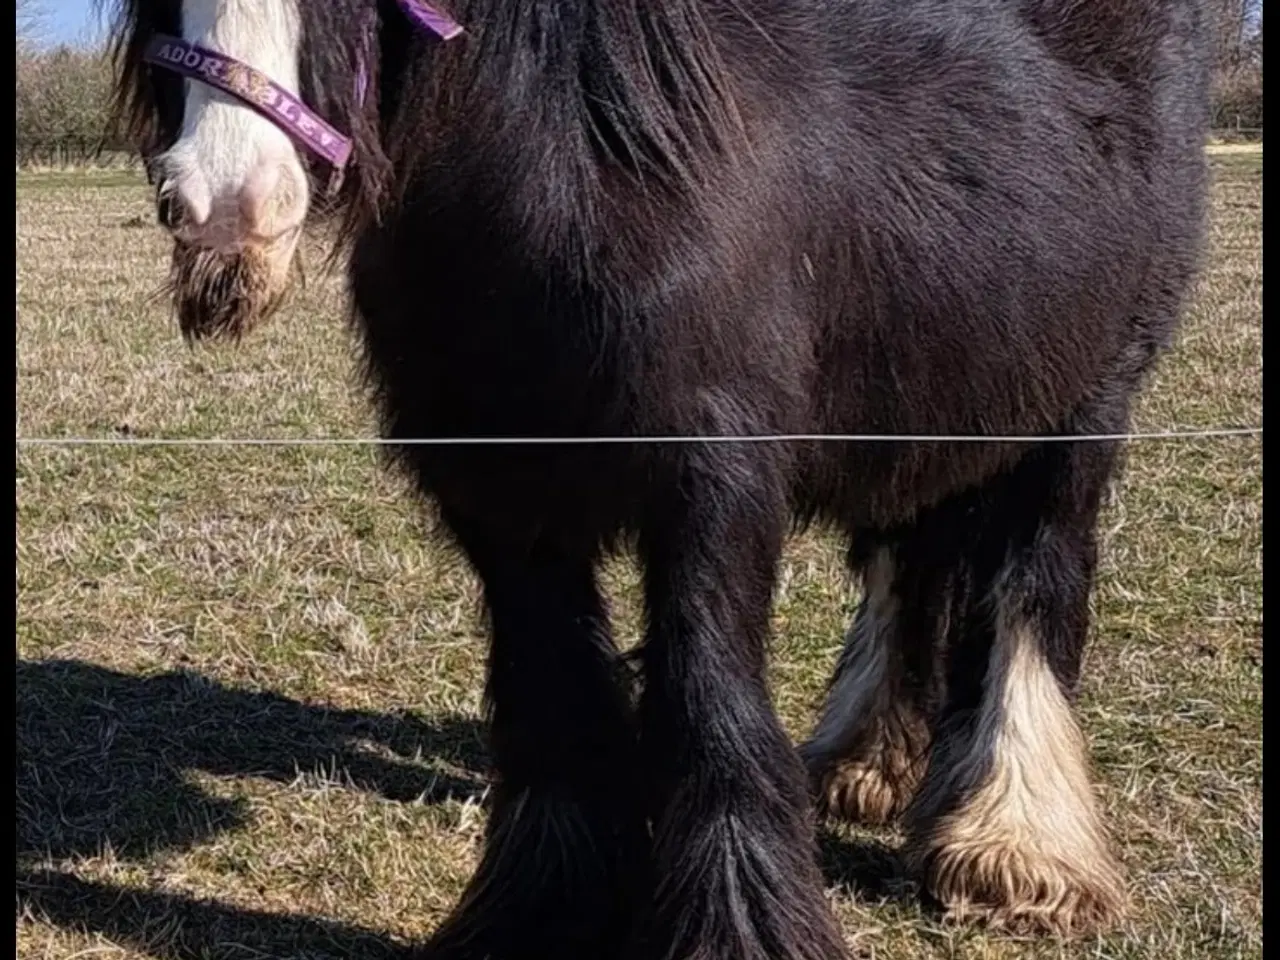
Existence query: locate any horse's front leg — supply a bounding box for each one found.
[421,510,646,959]
[628,452,848,960]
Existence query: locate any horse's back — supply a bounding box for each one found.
[780,0,1211,525]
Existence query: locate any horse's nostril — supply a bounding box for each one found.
[157,192,181,231]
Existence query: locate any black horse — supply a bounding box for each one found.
[108,0,1211,956]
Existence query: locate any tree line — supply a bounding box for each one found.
[15,0,1263,168]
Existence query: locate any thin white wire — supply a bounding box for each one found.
[12,426,1263,447]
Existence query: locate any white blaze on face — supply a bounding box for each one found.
[164,0,308,251]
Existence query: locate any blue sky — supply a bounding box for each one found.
[29,0,106,46]
[26,0,1264,48]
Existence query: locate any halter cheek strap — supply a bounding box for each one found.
[398,0,465,40]
[141,1,464,193]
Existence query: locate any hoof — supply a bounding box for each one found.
[910,833,1127,936]
[809,755,917,825]
[801,709,928,826]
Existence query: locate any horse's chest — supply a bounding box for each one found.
[355,295,641,436]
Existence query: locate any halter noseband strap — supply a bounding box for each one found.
[140,1,463,191]
[142,35,357,170]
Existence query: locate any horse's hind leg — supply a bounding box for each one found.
[799,540,936,825]
[421,509,645,959]
[904,434,1127,936]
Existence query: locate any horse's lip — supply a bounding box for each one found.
[170,227,298,257]
[168,225,247,255]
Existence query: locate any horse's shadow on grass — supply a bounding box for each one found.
[16,658,907,958]
[17,867,414,959]
[16,657,489,958]
[817,826,915,904]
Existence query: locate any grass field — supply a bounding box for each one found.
[16,148,1262,960]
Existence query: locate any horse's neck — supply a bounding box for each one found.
[447,0,741,186]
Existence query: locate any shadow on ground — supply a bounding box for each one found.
[16,658,488,958]
[16,659,489,862]
[817,827,913,904]
[16,867,413,959]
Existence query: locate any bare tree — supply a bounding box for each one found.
[1214,0,1265,69]
[1247,12,1263,67]
[1213,0,1249,70]
[17,0,46,49]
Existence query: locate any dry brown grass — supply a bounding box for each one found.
[16,151,1262,960]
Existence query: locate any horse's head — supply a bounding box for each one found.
[105,0,460,342]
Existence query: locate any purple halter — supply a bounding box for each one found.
[141,0,463,192]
